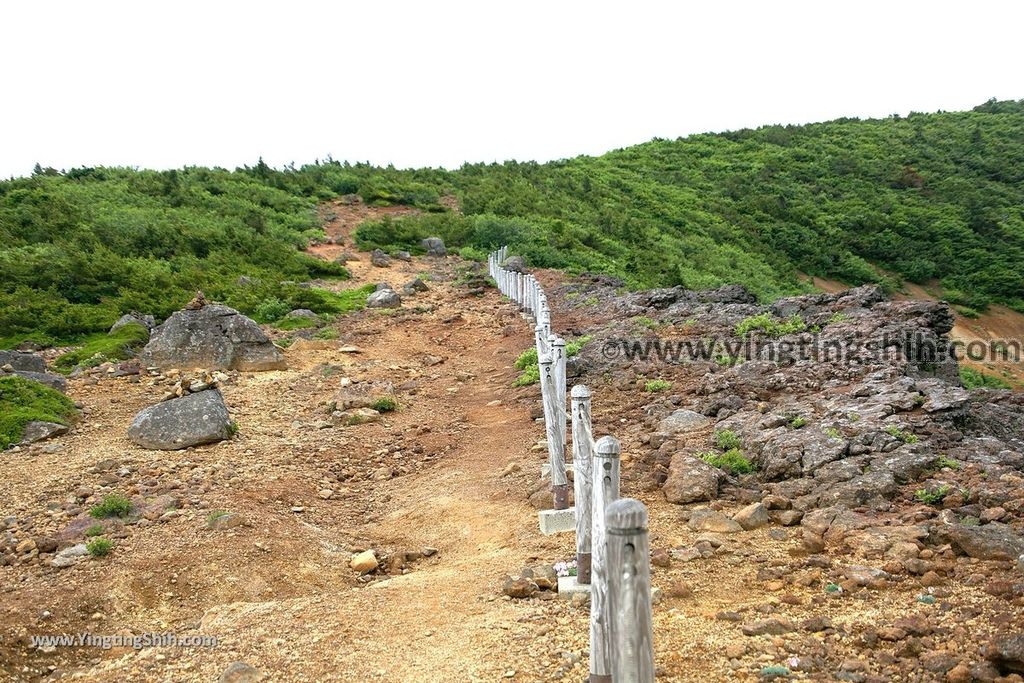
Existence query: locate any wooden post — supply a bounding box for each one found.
[539,306,551,340]
[590,435,621,683]
[571,384,593,584]
[607,498,655,683]
[539,354,569,509]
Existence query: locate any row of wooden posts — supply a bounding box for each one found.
[488,247,655,683]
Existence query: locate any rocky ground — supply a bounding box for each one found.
[1,199,1022,682]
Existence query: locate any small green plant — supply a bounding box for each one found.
[934,455,961,470]
[370,397,398,412]
[713,429,741,451]
[914,484,951,506]
[644,379,672,392]
[735,313,807,338]
[789,416,807,429]
[824,427,842,440]
[85,524,105,537]
[634,316,660,330]
[714,353,740,367]
[89,494,133,519]
[227,420,239,437]
[954,305,981,319]
[885,425,919,444]
[700,448,754,475]
[825,582,842,594]
[86,537,114,557]
[827,312,849,324]
[314,328,339,340]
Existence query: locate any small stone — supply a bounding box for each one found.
[668,580,693,598]
[350,550,379,574]
[503,576,538,599]
[688,509,743,534]
[318,489,334,500]
[219,662,264,683]
[651,548,672,568]
[742,619,795,636]
[733,503,770,530]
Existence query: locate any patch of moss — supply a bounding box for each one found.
[53,323,150,373]
[0,376,77,449]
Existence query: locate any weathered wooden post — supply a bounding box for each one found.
[571,384,593,584]
[590,435,621,683]
[607,498,655,683]
[539,354,569,509]
[538,305,551,340]
[535,324,549,360]
[552,336,567,454]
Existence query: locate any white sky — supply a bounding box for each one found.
[2,0,1021,179]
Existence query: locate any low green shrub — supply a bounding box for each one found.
[735,313,807,338]
[713,429,741,450]
[644,379,671,392]
[89,494,133,519]
[86,537,114,557]
[273,315,319,331]
[700,448,755,475]
[370,397,398,412]
[512,336,591,386]
[914,484,950,506]
[885,425,919,444]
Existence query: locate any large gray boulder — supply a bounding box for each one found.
[139,304,285,372]
[421,237,447,257]
[128,389,233,450]
[0,351,46,373]
[502,255,527,273]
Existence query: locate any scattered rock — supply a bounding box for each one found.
[733,503,770,530]
[658,409,711,434]
[987,633,1024,674]
[370,249,392,267]
[20,421,69,445]
[742,619,795,636]
[51,544,89,569]
[503,576,538,599]
[350,550,379,574]
[219,662,264,683]
[688,509,743,534]
[663,454,723,504]
[367,288,402,309]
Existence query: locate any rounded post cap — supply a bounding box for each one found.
[538,354,553,366]
[605,497,648,532]
[595,435,621,456]
[552,337,566,347]
[570,384,591,399]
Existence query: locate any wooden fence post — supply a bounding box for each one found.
[571,384,593,584]
[607,498,655,683]
[590,435,621,683]
[539,354,569,509]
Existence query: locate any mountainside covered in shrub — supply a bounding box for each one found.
[4,99,1023,347]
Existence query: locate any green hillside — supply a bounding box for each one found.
[3,99,1023,347]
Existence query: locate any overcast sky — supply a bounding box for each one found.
[3,1,1021,179]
